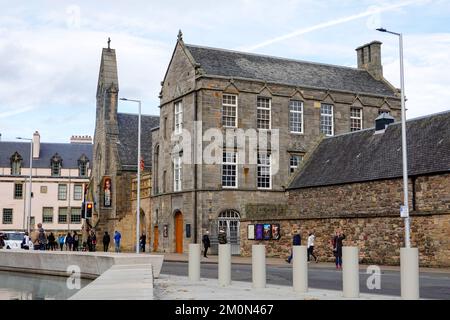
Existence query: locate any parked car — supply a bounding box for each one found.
[1,231,33,250]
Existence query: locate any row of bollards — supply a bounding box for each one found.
[188,243,420,299]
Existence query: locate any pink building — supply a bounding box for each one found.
[0,132,92,233]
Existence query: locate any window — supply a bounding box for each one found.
[51,153,62,177]
[14,183,23,199]
[222,151,237,188]
[174,101,183,135]
[350,108,363,132]
[290,155,303,174]
[222,94,238,127]
[58,207,68,223]
[78,154,89,177]
[164,116,168,139]
[74,184,83,200]
[2,209,13,224]
[163,170,167,193]
[70,208,81,224]
[154,146,159,195]
[173,155,182,192]
[320,104,334,136]
[10,152,22,176]
[58,184,67,200]
[289,100,303,133]
[257,153,271,189]
[42,207,53,223]
[257,97,271,129]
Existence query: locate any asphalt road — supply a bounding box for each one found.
[161,261,450,299]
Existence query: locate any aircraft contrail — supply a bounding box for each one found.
[239,0,425,52]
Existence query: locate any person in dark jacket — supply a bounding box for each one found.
[65,232,73,251]
[332,229,346,269]
[47,232,55,251]
[103,231,110,252]
[286,231,301,263]
[218,228,227,244]
[72,231,79,251]
[139,233,146,252]
[202,231,211,258]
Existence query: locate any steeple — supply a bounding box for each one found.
[97,38,119,97]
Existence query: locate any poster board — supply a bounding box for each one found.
[247,224,255,240]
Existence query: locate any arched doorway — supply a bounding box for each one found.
[216,209,240,255]
[174,211,183,253]
[153,225,159,252]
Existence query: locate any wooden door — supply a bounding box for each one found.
[175,212,183,253]
[153,226,159,252]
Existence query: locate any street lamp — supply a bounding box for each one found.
[17,137,33,235]
[120,97,142,254]
[376,27,410,248]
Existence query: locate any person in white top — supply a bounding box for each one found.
[307,231,318,263]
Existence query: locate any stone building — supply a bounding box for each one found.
[151,33,401,254]
[241,111,450,267]
[90,44,159,251]
[0,131,92,233]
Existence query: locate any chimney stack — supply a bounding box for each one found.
[356,41,383,80]
[32,131,40,159]
[374,112,395,134]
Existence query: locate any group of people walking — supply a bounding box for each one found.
[286,228,346,269]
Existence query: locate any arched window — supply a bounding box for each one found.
[50,153,62,177]
[10,152,22,176]
[154,145,159,194]
[78,154,89,177]
[217,209,241,255]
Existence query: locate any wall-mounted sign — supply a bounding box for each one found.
[263,224,271,240]
[255,224,264,240]
[271,224,280,240]
[163,224,168,238]
[247,224,255,240]
[186,224,191,238]
[103,177,112,207]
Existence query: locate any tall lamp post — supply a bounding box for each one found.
[120,97,141,254]
[377,28,419,299]
[376,28,410,247]
[17,137,33,235]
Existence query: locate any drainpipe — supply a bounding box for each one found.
[193,90,198,244]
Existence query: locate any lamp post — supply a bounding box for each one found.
[17,137,33,235]
[120,97,141,254]
[376,28,410,248]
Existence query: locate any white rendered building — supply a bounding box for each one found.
[0,132,92,232]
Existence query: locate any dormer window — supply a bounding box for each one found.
[50,153,62,177]
[78,154,89,177]
[10,152,23,176]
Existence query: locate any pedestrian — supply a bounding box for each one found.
[286,230,301,263]
[202,231,210,258]
[37,223,47,251]
[91,231,97,252]
[307,231,318,263]
[218,228,227,244]
[103,231,110,252]
[21,232,30,250]
[65,232,73,251]
[114,230,121,253]
[0,233,5,249]
[87,233,93,252]
[332,229,346,270]
[139,233,146,253]
[73,231,79,251]
[47,232,55,251]
[58,234,65,251]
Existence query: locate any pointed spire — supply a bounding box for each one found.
[177,29,183,42]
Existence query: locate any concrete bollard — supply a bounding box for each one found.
[252,245,266,289]
[218,244,231,287]
[400,247,420,300]
[188,243,201,281]
[342,246,359,298]
[293,245,308,293]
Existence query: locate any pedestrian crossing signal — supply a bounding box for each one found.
[86,202,93,219]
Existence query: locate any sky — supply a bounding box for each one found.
[0,0,449,143]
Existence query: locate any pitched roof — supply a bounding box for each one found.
[288,110,450,189]
[0,141,93,169]
[117,113,160,171]
[185,44,397,97]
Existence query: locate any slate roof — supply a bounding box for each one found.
[117,113,160,171]
[0,141,92,169]
[185,44,397,97]
[288,110,450,189]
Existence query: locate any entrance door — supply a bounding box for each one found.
[216,209,241,255]
[153,226,159,252]
[175,211,183,253]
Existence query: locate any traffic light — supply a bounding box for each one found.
[86,202,93,219]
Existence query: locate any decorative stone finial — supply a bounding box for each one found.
[177,30,183,41]
[107,37,111,49]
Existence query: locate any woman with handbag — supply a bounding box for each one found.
[332,229,346,270]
